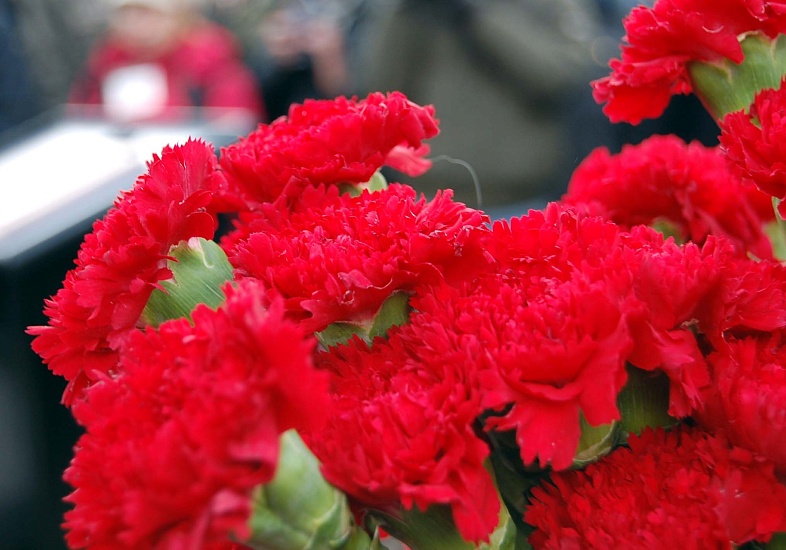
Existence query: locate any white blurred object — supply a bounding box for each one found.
[0,122,138,262]
[0,113,254,263]
[102,64,169,122]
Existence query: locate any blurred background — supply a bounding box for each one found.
[0,0,718,547]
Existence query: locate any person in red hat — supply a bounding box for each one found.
[69,0,264,122]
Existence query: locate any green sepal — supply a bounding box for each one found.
[315,322,368,349]
[485,428,548,536]
[367,483,528,550]
[572,416,619,468]
[338,171,389,197]
[316,292,411,349]
[339,526,388,550]
[141,237,234,327]
[650,218,684,244]
[766,532,786,549]
[245,430,355,550]
[688,32,786,121]
[616,365,676,438]
[764,219,786,261]
[369,292,410,340]
[747,533,786,550]
[766,197,786,261]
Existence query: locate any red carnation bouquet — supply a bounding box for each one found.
[28,2,786,547]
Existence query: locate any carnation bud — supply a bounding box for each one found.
[141,237,234,326]
[616,365,676,437]
[316,291,411,348]
[688,32,786,121]
[244,430,360,549]
[572,415,620,468]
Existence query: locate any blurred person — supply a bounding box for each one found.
[208,0,375,120]
[69,0,264,123]
[265,3,346,110]
[358,0,603,212]
[0,0,41,136]
[253,0,357,119]
[0,0,106,137]
[11,0,106,112]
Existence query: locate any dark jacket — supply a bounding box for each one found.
[360,0,602,210]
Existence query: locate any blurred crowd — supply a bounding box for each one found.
[2,0,722,210]
[0,0,702,210]
[0,2,723,549]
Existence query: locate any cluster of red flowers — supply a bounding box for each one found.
[720,76,786,217]
[217,91,438,209]
[63,281,329,548]
[28,13,786,546]
[525,427,786,548]
[28,140,227,404]
[592,0,786,124]
[223,183,490,333]
[563,134,774,258]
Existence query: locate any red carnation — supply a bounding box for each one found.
[393,205,640,471]
[307,332,498,544]
[526,427,786,549]
[63,280,330,549]
[720,78,786,217]
[593,1,786,124]
[698,253,786,348]
[28,140,226,405]
[487,202,628,284]
[224,184,491,333]
[563,135,774,259]
[218,92,439,209]
[479,273,635,470]
[622,231,731,417]
[696,333,786,472]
